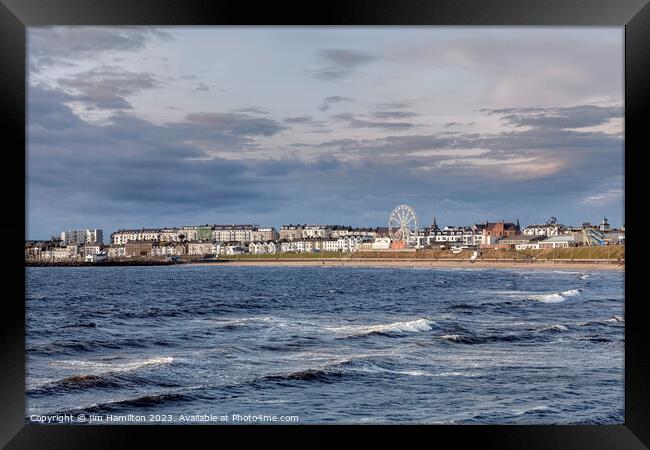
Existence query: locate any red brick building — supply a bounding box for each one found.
[481,221,520,246]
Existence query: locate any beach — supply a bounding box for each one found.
[191,258,624,271]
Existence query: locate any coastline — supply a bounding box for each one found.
[189,259,624,271]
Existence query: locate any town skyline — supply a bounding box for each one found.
[27,27,624,240]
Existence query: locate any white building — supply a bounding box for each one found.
[224,243,247,255]
[61,229,103,245]
[422,226,478,247]
[301,225,333,239]
[151,242,187,257]
[212,225,255,243]
[107,244,126,259]
[83,244,102,257]
[338,236,366,252]
[538,235,575,248]
[248,241,278,254]
[187,241,217,256]
[371,237,391,249]
[85,251,108,263]
[111,228,161,245]
[279,225,303,241]
[523,220,563,237]
[160,228,182,242]
[47,245,78,261]
[251,227,279,242]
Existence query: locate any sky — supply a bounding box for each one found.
[27,27,624,240]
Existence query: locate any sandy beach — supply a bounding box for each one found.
[190,259,624,271]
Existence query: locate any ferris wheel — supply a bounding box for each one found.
[388,204,419,243]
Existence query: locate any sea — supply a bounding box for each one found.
[25,265,624,424]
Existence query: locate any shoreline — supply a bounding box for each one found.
[188,259,624,271]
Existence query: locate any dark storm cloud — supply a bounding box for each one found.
[58,66,162,110]
[310,49,377,81]
[26,83,623,238]
[27,86,296,236]
[29,27,172,72]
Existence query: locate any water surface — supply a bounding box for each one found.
[26,266,624,424]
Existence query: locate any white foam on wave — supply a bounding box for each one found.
[539,324,568,332]
[580,274,591,280]
[440,334,461,342]
[530,293,566,303]
[328,318,434,337]
[513,405,552,415]
[561,289,582,297]
[530,288,582,303]
[606,315,624,323]
[53,356,174,375]
[350,364,431,377]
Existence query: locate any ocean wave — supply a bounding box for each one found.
[60,322,97,329]
[328,318,435,338]
[27,337,154,356]
[561,289,582,297]
[512,405,555,416]
[27,374,123,396]
[439,329,544,345]
[261,359,354,383]
[606,315,624,323]
[62,392,191,415]
[538,324,569,333]
[54,356,175,374]
[578,315,624,327]
[529,288,583,303]
[28,357,176,395]
[529,293,566,303]
[347,363,431,377]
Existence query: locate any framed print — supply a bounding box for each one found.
[1,0,648,447]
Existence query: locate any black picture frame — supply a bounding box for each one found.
[1,0,648,447]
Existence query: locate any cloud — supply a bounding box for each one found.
[389,32,622,107]
[582,188,624,204]
[484,105,623,130]
[182,112,287,137]
[230,107,271,115]
[347,118,416,130]
[28,27,172,72]
[310,49,377,81]
[373,111,418,119]
[25,28,624,237]
[193,82,211,92]
[318,96,354,112]
[27,86,295,236]
[27,87,624,239]
[376,100,414,109]
[58,66,162,110]
[284,116,314,124]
